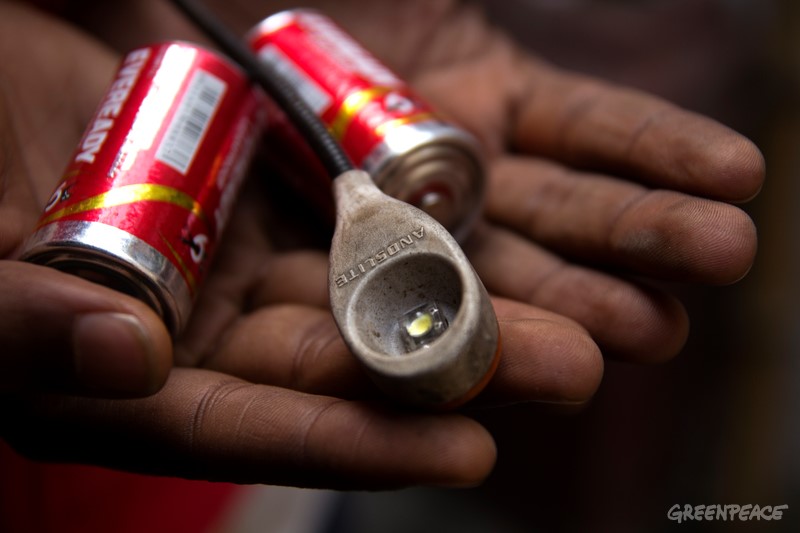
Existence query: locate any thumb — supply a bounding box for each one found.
[0,260,172,396]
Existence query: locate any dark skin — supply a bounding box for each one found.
[0,0,763,489]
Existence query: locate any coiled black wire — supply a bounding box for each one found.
[169,0,354,178]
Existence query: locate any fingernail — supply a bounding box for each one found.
[73,312,157,395]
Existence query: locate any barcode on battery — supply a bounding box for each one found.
[156,70,227,174]
[258,44,331,114]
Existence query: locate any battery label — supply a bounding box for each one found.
[156,70,227,174]
[75,48,151,165]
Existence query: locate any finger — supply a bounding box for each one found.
[482,298,603,407]
[485,156,758,285]
[173,188,331,368]
[3,368,497,489]
[0,261,172,396]
[176,261,331,375]
[510,59,764,202]
[201,304,373,399]
[465,223,689,363]
[199,296,603,407]
[249,250,330,309]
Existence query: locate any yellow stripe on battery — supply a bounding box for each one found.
[328,86,392,141]
[38,184,207,227]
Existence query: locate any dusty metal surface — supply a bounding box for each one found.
[328,170,499,407]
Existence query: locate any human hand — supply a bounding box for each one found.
[69,0,762,387]
[151,0,761,385]
[1,0,763,489]
[254,0,761,365]
[0,1,498,489]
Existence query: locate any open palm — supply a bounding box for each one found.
[0,0,763,489]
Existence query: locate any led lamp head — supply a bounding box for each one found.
[328,170,500,408]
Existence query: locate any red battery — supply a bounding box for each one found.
[20,42,266,335]
[247,10,485,241]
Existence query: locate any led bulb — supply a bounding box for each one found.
[406,313,433,338]
[400,301,449,352]
[328,170,500,407]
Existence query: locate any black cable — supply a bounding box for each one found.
[168,0,354,178]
